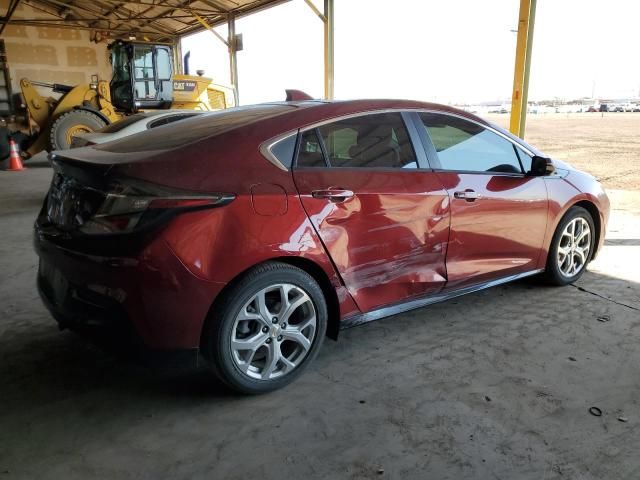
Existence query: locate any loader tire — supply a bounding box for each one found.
[49,110,107,151]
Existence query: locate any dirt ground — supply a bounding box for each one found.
[486,112,640,190]
[1,119,639,479]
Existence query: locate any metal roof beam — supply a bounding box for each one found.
[0,0,21,35]
[13,14,206,22]
[89,0,182,36]
[171,0,288,38]
[27,0,173,36]
[88,0,224,13]
[303,0,324,21]
[5,18,171,36]
[125,0,196,34]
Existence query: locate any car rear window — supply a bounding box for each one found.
[98,114,147,133]
[147,113,200,129]
[95,104,295,153]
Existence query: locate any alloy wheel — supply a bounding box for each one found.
[230,283,317,380]
[556,217,591,277]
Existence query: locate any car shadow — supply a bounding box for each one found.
[604,238,640,246]
[2,267,638,416]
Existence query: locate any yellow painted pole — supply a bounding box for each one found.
[324,0,334,100]
[510,0,532,138]
[519,0,537,137]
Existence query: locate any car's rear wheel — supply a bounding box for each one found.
[544,206,595,285]
[203,262,327,394]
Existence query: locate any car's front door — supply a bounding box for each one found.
[414,112,549,289]
[292,112,450,313]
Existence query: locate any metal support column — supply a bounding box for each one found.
[323,0,334,100]
[228,12,239,104]
[509,0,536,138]
[519,0,537,137]
[303,0,334,100]
[173,40,183,76]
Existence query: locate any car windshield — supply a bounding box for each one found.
[95,104,296,153]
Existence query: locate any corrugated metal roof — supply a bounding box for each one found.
[4,0,289,41]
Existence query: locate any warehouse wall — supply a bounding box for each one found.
[0,1,111,99]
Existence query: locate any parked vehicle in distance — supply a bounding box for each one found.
[586,106,598,112]
[633,104,640,112]
[70,110,206,148]
[35,98,610,394]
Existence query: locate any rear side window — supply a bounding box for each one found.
[297,129,326,167]
[419,112,523,174]
[318,113,417,169]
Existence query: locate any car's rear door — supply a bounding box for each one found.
[412,111,549,289]
[292,111,450,313]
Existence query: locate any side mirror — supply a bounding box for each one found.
[528,156,556,176]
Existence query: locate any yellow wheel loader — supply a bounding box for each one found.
[20,41,235,156]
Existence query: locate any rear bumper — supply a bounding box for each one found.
[36,270,199,367]
[34,223,226,355]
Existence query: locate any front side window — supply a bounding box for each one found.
[515,146,533,172]
[318,112,417,169]
[419,113,523,174]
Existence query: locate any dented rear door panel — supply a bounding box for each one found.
[293,168,450,313]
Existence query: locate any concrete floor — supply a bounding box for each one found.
[1,159,639,479]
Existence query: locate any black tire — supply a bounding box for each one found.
[543,206,595,286]
[202,262,327,394]
[49,109,107,151]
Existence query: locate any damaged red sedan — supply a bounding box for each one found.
[35,99,609,393]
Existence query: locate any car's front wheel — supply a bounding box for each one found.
[544,206,595,285]
[203,262,327,394]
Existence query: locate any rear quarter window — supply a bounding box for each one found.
[267,134,297,168]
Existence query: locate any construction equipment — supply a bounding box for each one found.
[20,41,235,156]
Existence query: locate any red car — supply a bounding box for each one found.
[35,99,609,393]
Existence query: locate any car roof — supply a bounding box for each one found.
[253,98,492,126]
[92,99,535,156]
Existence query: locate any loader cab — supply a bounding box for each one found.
[109,41,173,112]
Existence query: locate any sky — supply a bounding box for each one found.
[182,0,640,105]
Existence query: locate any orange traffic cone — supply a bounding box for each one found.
[6,138,25,171]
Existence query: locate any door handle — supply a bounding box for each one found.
[312,189,355,203]
[454,190,481,201]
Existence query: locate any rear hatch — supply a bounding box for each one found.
[38,151,233,254]
[38,104,297,248]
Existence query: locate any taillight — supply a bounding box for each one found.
[78,178,234,235]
